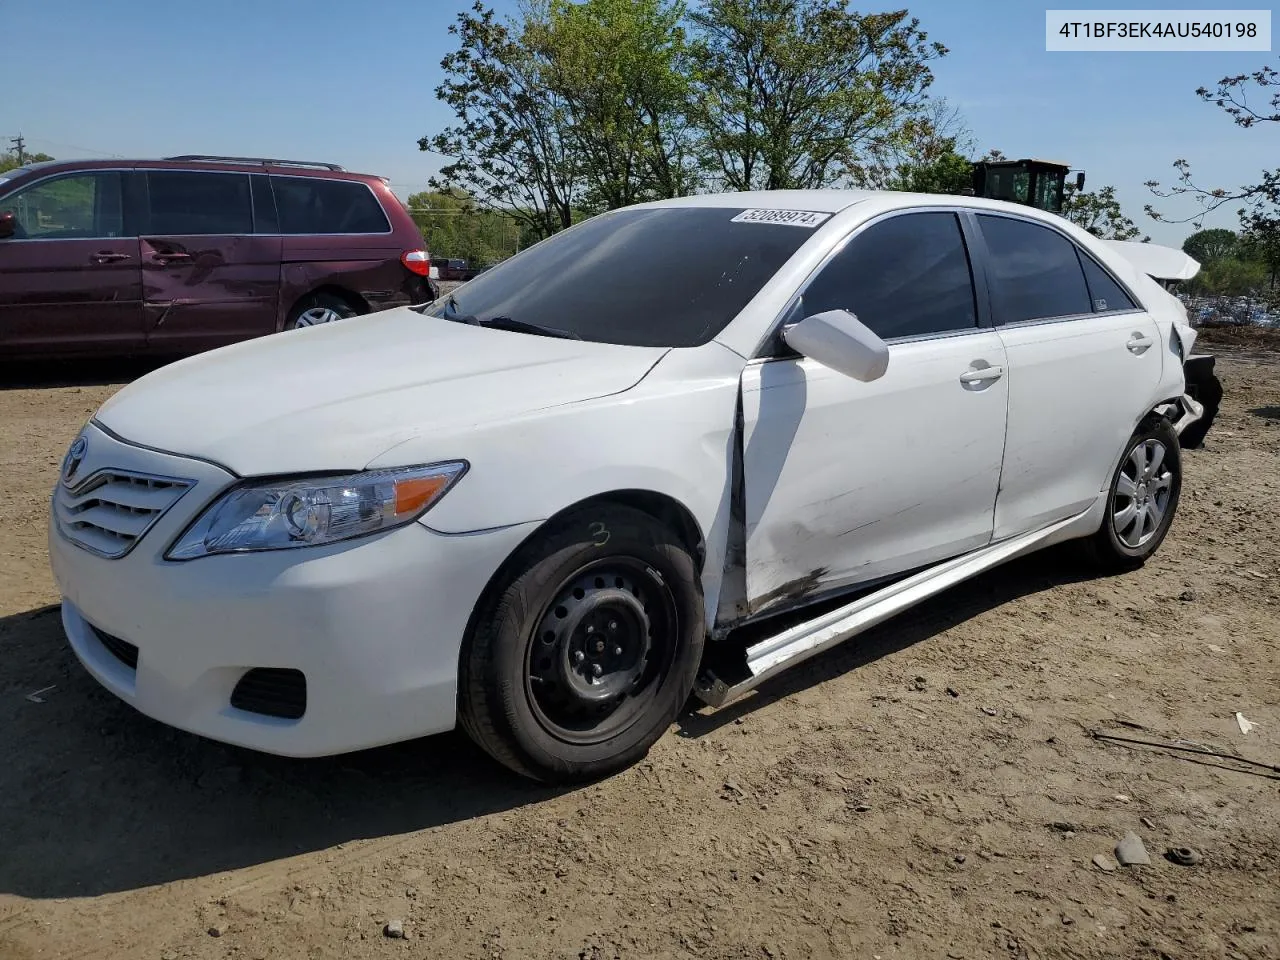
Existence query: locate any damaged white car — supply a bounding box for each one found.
[49,190,1205,782]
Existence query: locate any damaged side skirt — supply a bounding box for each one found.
[694,508,1092,709]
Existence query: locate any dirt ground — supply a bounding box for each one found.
[1,329,1277,960]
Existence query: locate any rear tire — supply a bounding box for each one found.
[285,293,358,330]
[1081,417,1182,573]
[458,505,704,783]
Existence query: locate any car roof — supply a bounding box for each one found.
[3,157,383,180]
[631,188,1088,223]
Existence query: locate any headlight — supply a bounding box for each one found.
[166,461,467,560]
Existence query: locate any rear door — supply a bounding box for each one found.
[974,212,1165,539]
[140,169,282,354]
[0,169,142,356]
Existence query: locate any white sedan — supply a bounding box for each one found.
[48,189,1203,782]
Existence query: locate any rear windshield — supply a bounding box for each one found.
[421,206,819,347]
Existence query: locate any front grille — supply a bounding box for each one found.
[54,470,192,558]
[230,668,307,720]
[90,624,139,670]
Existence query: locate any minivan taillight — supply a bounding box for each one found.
[401,250,431,277]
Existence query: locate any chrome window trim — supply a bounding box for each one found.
[969,208,1148,323]
[0,165,397,240]
[264,173,394,237]
[0,168,131,242]
[752,204,986,359]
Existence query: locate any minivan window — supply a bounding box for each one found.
[272,177,390,234]
[977,214,1092,324]
[147,171,253,235]
[419,206,814,347]
[1,172,124,240]
[1078,252,1138,313]
[799,211,978,340]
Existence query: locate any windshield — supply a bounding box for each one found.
[420,206,822,347]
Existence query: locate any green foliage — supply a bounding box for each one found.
[687,0,946,190]
[1182,228,1238,263]
[1184,256,1269,297]
[0,150,54,174]
[1062,182,1147,241]
[886,149,972,194]
[406,188,522,264]
[535,0,699,208]
[422,0,950,231]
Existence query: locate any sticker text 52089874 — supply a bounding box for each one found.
[730,208,832,228]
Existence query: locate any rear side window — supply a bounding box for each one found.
[800,211,978,340]
[1078,252,1138,312]
[977,215,1091,323]
[1,172,124,239]
[271,177,390,234]
[147,171,253,235]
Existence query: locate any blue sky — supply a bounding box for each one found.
[3,0,1275,246]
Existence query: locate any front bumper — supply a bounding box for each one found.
[49,422,536,757]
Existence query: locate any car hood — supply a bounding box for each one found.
[95,307,669,476]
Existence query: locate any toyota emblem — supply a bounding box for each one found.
[62,435,88,485]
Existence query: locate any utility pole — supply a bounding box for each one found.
[9,135,24,164]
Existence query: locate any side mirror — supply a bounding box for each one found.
[1075,172,1086,191]
[0,212,15,239]
[781,309,889,382]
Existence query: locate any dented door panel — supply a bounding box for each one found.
[739,333,1009,615]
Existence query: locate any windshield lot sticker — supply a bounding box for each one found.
[731,208,831,228]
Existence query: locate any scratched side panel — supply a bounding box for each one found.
[738,334,1010,616]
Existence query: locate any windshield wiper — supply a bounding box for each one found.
[473,316,583,340]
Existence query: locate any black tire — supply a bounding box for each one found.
[458,505,705,783]
[284,292,358,331]
[1082,417,1182,573]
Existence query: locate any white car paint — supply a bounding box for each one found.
[48,188,1196,759]
[740,331,1010,613]
[1104,239,1201,283]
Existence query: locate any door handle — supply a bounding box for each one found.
[90,251,131,264]
[959,365,1004,385]
[151,251,192,264]
[1126,333,1152,354]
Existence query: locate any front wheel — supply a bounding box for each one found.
[458,506,705,783]
[1082,417,1182,572]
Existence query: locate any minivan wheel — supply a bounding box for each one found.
[285,293,358,330]
[1082,417,1182,572]
[458,505,705,783]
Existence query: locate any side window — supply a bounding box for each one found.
[800,211,977,340]
[1078,252,1138,312]
[977,214,1091,323]
[1,172,124,240]
[271,177,390,234]
[147,171,253,235]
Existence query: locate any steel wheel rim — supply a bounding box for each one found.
[294,306,345,327]
[524,557,679,745]
[1112,438,1173,549]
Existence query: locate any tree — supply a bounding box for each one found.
[420,2,581,241]
[1145,61,1279,235]
[1182,227,1238,264]
[687,0,946,191]
[1062,182,1148,241]
[0,149,54,174]
[534,0,699,209]
[885,149,971,194]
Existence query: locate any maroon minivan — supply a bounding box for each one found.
[0,155,438,360]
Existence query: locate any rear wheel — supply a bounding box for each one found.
[285,293,358,330]
[1082,417,1182,572]
[458,506,704,783]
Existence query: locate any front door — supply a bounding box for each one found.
[740,210,1009,616]
[0,170,143,356]
[972,212,1167,539]
[140,169,281,354]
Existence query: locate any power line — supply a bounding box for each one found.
[8,134,23,164]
